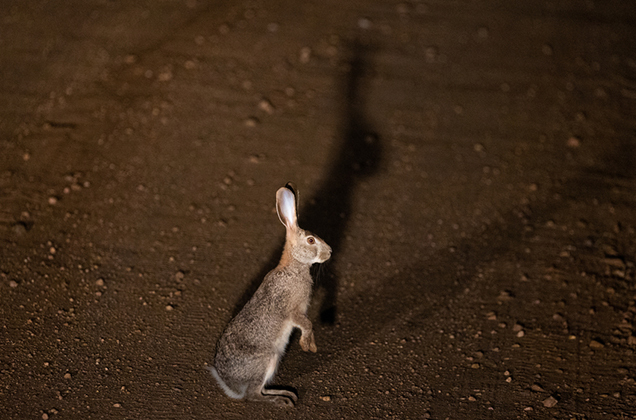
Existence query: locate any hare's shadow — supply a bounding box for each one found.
[230,39,382,324]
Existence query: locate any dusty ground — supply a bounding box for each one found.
[2,0,636,419]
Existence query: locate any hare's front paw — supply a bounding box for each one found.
[300,330,317,353]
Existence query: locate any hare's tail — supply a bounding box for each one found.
[207,366,246,399]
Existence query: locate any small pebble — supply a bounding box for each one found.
[320,395,331,402]
[358,17,372,29]
[477,26,489,39]
[542,44,553,56]
[9,280,18,288]
[542,395,558,408]
[589,339,604,349]
[48,196,58,205]
[425,46,438,63]
[157,70,173,82]
[12,223,28,235]
[299,47,311,63]
[531,384,545,392]
[603,257,625,269]
[497,293,513,304]
[258,99,275,115]
[567,136,581,148]
[96,278,104,287]
[244,117,259,127]
[166,305,174,311]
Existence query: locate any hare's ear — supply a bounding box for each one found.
[284,182,299,210]
[276,186,298,230]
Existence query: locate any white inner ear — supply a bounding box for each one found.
[278,188,297,228]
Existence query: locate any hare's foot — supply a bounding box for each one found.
[246,386,296,407]
[299,330,317,353]
[263,387,297,407]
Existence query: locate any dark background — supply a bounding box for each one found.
[1,1,635,418]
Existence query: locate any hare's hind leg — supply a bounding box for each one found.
[245,383,297,407]
[262,387,297,406]
[245,355,297,407]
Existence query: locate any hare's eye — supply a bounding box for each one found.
[307,237,315,245]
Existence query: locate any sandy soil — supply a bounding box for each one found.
[2,0,636,419]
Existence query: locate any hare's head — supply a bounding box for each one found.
[276,184,331,265]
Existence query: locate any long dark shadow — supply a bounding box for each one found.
[230,40,382,319]
[303,39,382,324]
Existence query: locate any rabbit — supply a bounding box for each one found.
[209,183,332,407]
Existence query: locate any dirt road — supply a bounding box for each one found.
[2,1,636,419]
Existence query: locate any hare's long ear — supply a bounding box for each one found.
[276,186,298,231]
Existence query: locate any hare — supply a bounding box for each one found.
[209,183,332,407]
